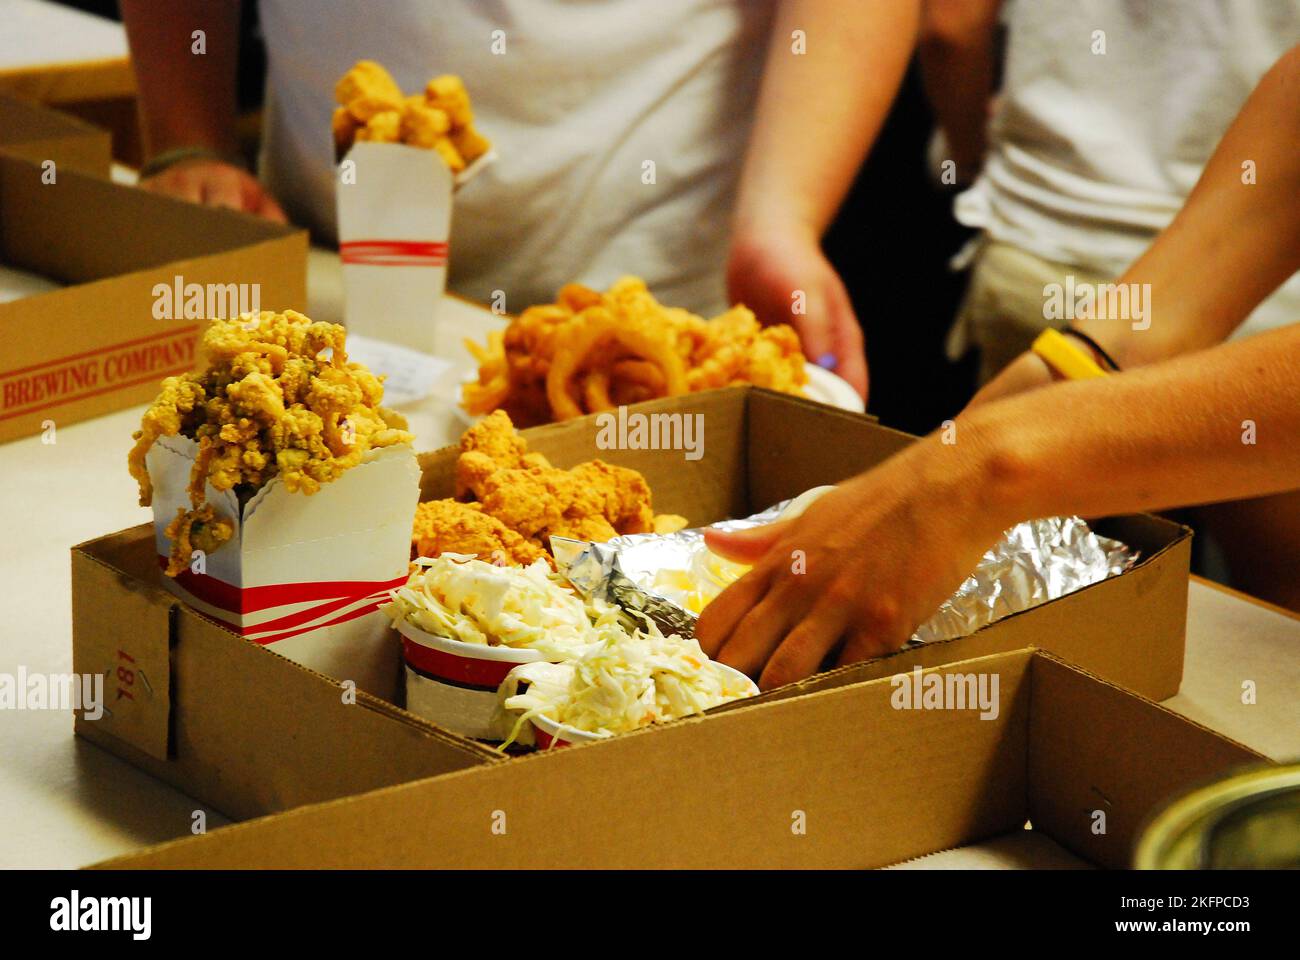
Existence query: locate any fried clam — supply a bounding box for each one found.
[128,310,412,576]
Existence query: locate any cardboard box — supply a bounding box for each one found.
[0,94,111,175]
[71,522,501,822]
[92,649,1265,868]
[72,386,1191,823]
[0,109,308,444]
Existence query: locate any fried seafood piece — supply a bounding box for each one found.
[566,460,654,535]
[424,74,474,127]
[451,410,663,550]
[163,503,234,577]
[455,409,541,497]
[411,499,548,567]
[336,60,404,120]
[400,97,451,148]
[448,123,491,164]
[474,467,573,542]
[129,310,413,576]
[128,375,207,505]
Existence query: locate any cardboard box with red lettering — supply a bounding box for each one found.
[0,97,307,444]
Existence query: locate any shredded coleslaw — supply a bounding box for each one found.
[498,625,757,746]
[381,553,624,660]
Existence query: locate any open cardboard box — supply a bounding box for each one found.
[0,97,308,444]
[0,93,112,175]
[71,387,1191,825]
[91,649,1265,868]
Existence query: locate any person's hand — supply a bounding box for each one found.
[696,437,1008,689]
[726,224,868,399]
[141,159,287,223]
[966,349,1054,409]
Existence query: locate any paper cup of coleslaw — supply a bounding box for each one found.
[383,554,606,740]
[514,661,758,750]
[397,619,560,740]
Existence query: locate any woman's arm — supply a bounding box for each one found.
[698,323,1300,688]
[918,0,1003,181]
[120,0,285,220]
[975,43,1300,405]
[727,0,922,398]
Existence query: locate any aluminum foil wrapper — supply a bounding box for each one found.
[552,507,1136,646]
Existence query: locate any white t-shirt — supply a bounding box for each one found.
[955,0,1300,336]
[257,0,774,315]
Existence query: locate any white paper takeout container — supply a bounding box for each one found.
[397,618,562,740]
[336,141,495,355]
[145,435,421,695]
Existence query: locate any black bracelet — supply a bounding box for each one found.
[1061,328,1121,372]
[139,146,248,179]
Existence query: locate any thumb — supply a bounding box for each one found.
[704,519,791,565]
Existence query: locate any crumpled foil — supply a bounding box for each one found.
[552,504,1136,646]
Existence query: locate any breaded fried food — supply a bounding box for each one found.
[461,276,808,425]
[411,499,548,567]
[332,62,491,167]
[335,60,404,119]
[445,411,670,554]
[164,503,235,573]
[567,460,655,535]
[129,310,413,576]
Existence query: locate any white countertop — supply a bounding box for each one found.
[0,0,127,72]
[0,249,1296,869]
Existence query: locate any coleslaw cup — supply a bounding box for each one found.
[526,661,758,750]
[397,618,558,740]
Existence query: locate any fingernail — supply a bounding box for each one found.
[815,352,838,370]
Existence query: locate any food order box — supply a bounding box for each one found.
[0,96,308,444]
[91,649,1264,868]
[71,386,1192,825]
[0,93,111,175]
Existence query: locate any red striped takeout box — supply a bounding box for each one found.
[144,434,421,696]
[335,141,494,355]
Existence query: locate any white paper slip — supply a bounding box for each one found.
[345,332,455,409]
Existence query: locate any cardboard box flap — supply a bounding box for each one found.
[93,650,1036,868]
[0,94,110,176]
[70,541,175,762]
[91,649,1271,870]
[0,154,303,284]
[1025,653,1266,869]
[73,525,501,820]
[746,387,906,510]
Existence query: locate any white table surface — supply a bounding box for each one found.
[1,250,1297,869]
[0,0,127,72]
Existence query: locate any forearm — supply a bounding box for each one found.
[918,0,1001,178]
[1078,44,1300,366]
[735,0,920,238]
[121,0,242,159]
[957,324,1300,524]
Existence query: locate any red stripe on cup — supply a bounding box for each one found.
[533,725,570,750]
[400,636,529,690]
[340,239,448,267]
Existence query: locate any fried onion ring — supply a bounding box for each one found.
[545,314,688,420]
